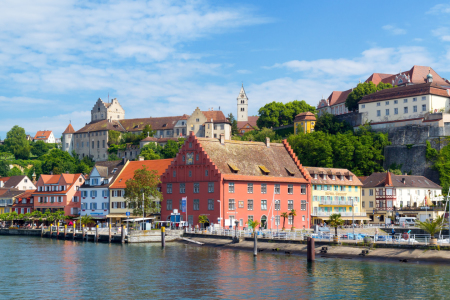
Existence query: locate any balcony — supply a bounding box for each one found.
[396,206,447,212]
[318,200,357,206]
[312,211,367,217]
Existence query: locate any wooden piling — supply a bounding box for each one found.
[73,224,75,240]
[108,223,111,243]
[64,225,67,239]
[41,225,44,237]
[57,222,60,239]
[161,226,165,248]
[82,225,85,241]
[307,237,315,262]
[95,225,99,243]
[50,224,53,238]
[121,225,125,244]
[253,232,258,256]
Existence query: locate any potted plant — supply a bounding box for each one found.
[415,215,444,245]
[289,209,297,231]
[198,215,208,233]
[329,213,344,243]
[281,212,288,231]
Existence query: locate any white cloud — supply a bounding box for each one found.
[237,70,252,74]
[382,25,406,35]
[413,38,424,42]
[432,27,450,41]
[427,4,450,14]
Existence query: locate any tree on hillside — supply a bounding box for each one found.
[7,167,23,176]
[108,130,121,145]
[40,148,77,174]
[227,113,239,135]
[287,131,334,168]
[257,100,316,129]
[4,126,31,159]
[108,154,120,161]
[139,124,157,140]
[140,144,161,160]
[314,112,353,135]
[345,81,393,111]
[124,166,162,217]
[31,141,50,157]
[0,161,9,177]
[161,139,184,159]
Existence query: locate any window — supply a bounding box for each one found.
[261,184,267,194]
[413,97,417,102]
[166,200,172,211]
[275,200,280,210]
[90,191,97,197]
[193,199,199,210]
[362,201,365,208]
[173,171,176,177]
[229,199,235,210]
[301,200,306,210]
[301,185,306,195]
[422,96,426,101]
[288,215,293,225]
[369,201,373,208]
[275,184,280,194]
[377,102,381,106]
[394,100,398,104]
[90,203,98,210]
[422,104,426,111]
[229,182,235,193]
[195,118,199,122]
[404,98,408,103]
[193,183,200,193]
[50,197,55,203]
[361,104,365,108]
[404,107,408,113]
[205,170,209,176]
[386,101,389,105]
[394,108,398,115]
[102,202,108,210]
[196,154,199,161]
[182,155,185,162]
[208,199,214,210]
[81,191,87,197]
[238,201,244,208]
[377,110,381,117]
[369,189,374,196]
[386,109,389,116]
[275,215,280,226]
[167,183,172,194]
[208,182,214,193]
[261,200,267,210]
[288,184,293,194]
[362,189,365,196]
[248,200,253,210]
[247,183,253,194]
[413,105,417,113]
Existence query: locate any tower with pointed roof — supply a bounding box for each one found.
[237,84,248,122]
[62,123,75,153]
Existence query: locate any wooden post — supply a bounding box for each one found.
[41,225,44,237]
[73,224,75,240]
[161,226,165,248]
[121,225,125,244]
[82,225,85,241]
[64,225,67,239]
[253,232,258,256]
[57,222,60,239]
[50,224,53,238]
[108,223,111,243]
[307,237,315,262]
[95,225,99,243]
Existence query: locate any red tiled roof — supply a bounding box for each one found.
[362,173,441,188]
[34,131,52,140]
[63,124,75,134]
[0,177,10,183]
[119,116,185,132]
[327,89,352,107]
[294,112,316,122]
[365,73,394,85]
[201,111,229,123]
[75,120,125,134]
[18,190,35,199]
[306,167,362,186]
[379,66,450,86]
[237,116,259,130]
[110,159,173,189]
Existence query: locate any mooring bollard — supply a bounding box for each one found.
[161,226,165,248]
[57,222,60,239]
[41,226,44,237]
[253,232,258,256]
[82,225,85,241]
[95,225,99,243]
[307,237,315,262]
[121,225,125,244]
[73,224,75,240]
[108,224,111,243]
[50,224,53,237]
[64,225,67,239]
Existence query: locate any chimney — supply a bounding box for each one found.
[50,171,53,175]
[122,158,128,164]
[402,178,406,184]
[220,133,225,145]
[0,181,3,188]
[138,156,144,161]
[265,137,270,147]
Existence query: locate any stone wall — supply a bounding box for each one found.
[335,111,363,127]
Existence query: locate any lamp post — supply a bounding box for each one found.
[352,197,355,240]
[142,191,145,230]
[217,200,221,228]
[427,189,431,222]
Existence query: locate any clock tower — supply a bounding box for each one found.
[237,84,248,122]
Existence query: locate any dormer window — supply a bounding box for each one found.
[314,174,318,179]
[331,175,335,180]
[112,168,117,174]
[349,175,353,181]
[340,175,344,181]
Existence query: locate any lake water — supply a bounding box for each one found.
[0,236,449,299]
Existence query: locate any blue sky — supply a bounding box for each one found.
[2,0,450,138]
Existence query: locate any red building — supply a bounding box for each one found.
[33,173,85,216]
[12,190,35,214]
[161,133,311,229]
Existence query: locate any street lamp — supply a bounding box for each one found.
[352,197,355,240]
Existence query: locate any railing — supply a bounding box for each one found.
[318,200,356,206]
[311,212,367,217]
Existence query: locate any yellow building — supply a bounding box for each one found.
[306,167,367,225]
[294,112,316,134]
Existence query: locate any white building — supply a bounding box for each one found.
[33,131,56,144]
[79,160,126,220]
[0,175,36,190]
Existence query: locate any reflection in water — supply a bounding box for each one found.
[0,236,450,299]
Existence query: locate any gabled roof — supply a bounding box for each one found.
[362,173,441,189]
[0,188,24,199]
[34,131,53,140]
[82,160,125,188]
[0,177,10,183]
[294,112,316,122]
[237,116,259,130]
[75,120,125,134]
[365,73,394,85]
[201,111,229,123]
[327,89,352,107]
[110,159,173,189]
[306,167,362,186]
[17,190,35,199]
[119,116,185,132]
[378,66,450,86]
[63,124,75,134]
[3,176,27,188]
[196,137,309,182]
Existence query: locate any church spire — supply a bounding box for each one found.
[237,84,248,122]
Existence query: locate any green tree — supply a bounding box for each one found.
[140,147,161,160]
[108,154,120,161]
[0,161,9,177]
[240,128,281,143]
[315,112,353,135]
[80,215,95,227]
[287,131,333,167]
[257,100,316,129]
[0,152,14,160]
[289,209,297,231]
[108,130,121,145]
[227,113,239,135]
[4,126,31,159]
[161,140,182,159]
[198,215,208,229]
[345,81,393,111]
[40,149,77,175]
[139,124,156,140]
[281,212,289,231]
[31,141,49,157]
[7,167,23,176]
[246,219,260,233]
[329,213,344,236]
[415,215,444,238]
[124,166,162,217]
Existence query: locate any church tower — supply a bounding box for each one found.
[237,84,248,122]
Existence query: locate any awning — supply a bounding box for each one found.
[106,214,139,218]
[123,217,155,222]
[73,216,106,220]
[314,216,371,221]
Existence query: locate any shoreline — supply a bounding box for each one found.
[180,234,450,265]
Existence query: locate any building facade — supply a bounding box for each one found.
[0,175,36,190]
[33,173,84,216]
[307,167,365,225]
[79,160,126,220]
[12,190,34,215]
[161,133,312,229]
[91,98,125,122]
[294,112,316,134]
[33,131,56,143]
[62,124,75,153]
[0,189,23,214]
[361,172,443,223]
